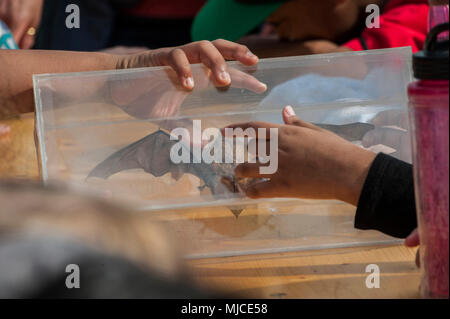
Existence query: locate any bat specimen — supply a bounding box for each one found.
[87,122,374,217]
[87,130,251,217]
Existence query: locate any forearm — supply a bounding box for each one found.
[0,50,119,117]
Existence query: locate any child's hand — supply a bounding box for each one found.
[227,106,376,205]
[116,39,266,92]
[110,40,266,120]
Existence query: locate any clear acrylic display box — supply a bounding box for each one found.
[34,47,413,258]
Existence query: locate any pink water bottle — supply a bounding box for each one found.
[408,23,449,299]
[429,0,449,31]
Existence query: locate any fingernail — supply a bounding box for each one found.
[219,71,231,84]
[285,105,296,117]
[259,83,268,92]
[184,77,194,89]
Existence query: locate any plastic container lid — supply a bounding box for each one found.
[413,23,449,80]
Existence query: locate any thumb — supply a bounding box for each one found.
[282,105,302,126]
[282,106,321,130]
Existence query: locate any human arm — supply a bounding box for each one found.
[0,40,264,118]
[0,0,43,49]
[227,106,417,238]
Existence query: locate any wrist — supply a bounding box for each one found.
[85,52,121,71]
[113,54,127,70]
[334,147,377,206]
[114,50,158,70]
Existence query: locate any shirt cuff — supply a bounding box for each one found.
[355,153,417,238]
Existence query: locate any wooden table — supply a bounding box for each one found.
[0,114,421,299]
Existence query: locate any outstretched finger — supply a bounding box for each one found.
[228,68,267,93]
[212,39,259,65]
[165,48,195,90]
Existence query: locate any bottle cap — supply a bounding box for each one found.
[413,23,449,80]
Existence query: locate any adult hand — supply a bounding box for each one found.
[0,0,44,49]
[226,106,376,205]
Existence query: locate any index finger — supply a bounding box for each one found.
[228,67,267,93]
[211,39,259,66]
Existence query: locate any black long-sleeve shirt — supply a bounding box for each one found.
[355,153,417,238]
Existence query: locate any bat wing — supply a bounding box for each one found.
[87,130,176,179]
[88,130,248,217]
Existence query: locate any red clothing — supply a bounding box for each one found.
[344,0,429,53]
[126,0,205,19]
